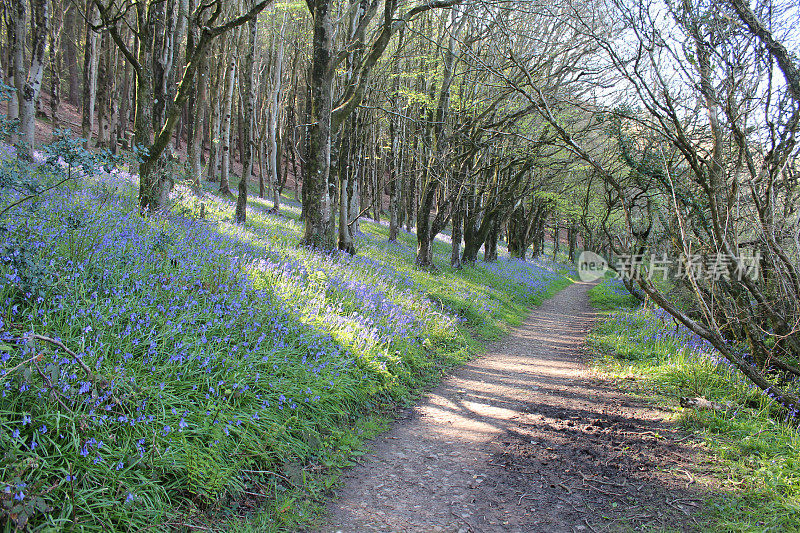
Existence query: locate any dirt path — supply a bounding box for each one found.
[314,281,708,532]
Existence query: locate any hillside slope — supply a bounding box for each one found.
[0,151,572,531]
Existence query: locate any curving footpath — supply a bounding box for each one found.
[314,281,707,533]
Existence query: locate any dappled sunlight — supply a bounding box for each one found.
[324,282,710,532]
[0,161,574,530]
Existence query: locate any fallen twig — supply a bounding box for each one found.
[449,510,475,532]
[0,174,75,218]
[27,334,107,385]
[240,468,304,491]
[676,468,695,485]
[0,353,41,378]
[33,360,73,413]
[664,498,692,518]
[241,490,266,498]
[668,497,701,507]
[579,472,627,488]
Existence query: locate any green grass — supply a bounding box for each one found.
[1,165,573,531]
[586,279,800,532]
[587,274,640,310]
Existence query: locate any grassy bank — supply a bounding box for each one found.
[587,278,800,532]
[0,152,572,531]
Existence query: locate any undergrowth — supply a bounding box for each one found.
[587,277,800,532]
[587,274,639,310]
[0,148,572,531]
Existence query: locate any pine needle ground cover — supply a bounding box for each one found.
[0,155,572,531]
[587,278,800,532]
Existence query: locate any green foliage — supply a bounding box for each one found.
[0,156,40,202]
[0,228,57,303]
[587,300,800,531]
[0,168,573,531]
[396,87,435,110]
[0,81,19,141]
[587,277,640,310]
[45,129,117,179]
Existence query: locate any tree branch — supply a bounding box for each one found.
[728,0,800,103]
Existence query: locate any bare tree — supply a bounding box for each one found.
[502,0,800,411]
[94,0,272,212]
[301,0,461,250]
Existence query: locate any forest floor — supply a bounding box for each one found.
[312,281,714,533]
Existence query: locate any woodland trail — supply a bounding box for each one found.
[313,281,708,533]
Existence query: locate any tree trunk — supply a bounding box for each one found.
[63,4,80,106]
[372,135,381,222]
[269,16,285,212]
[206,57,223,183]
[508,206,528,260]
[388,131,401,241]
[388,28,404,242]
[219,45,237,196]
[170,0,189,149]
[48,10,63,131]
[406,134,416,232]
[568,223,578,261]
[348,167,359,234]
[337,113,355,253]
[235,15,257,225]
[258,135,267,199]
[450,196,464,269]
[150,0,170,133]
[532,222,546,257]
[187,53,207,189]
[9,1,24,146]
[461,236,481,263]
[136,70,170,210]
[96,31,113,148]
[338,169,355,253]
[552,220,560,260]
[133,8,168,212]
[81,0,99,147]
[415,179,437,268]
[18,0,49,161]
[116,38,132,150]
[302,0,335,250]
[461,185,480,263]
[484,217,499,262]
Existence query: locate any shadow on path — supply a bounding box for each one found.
[313,281,708,533]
